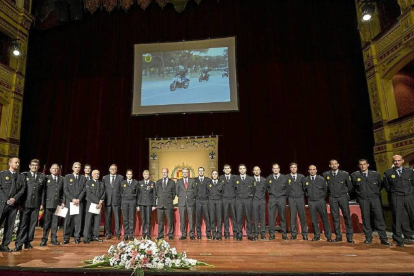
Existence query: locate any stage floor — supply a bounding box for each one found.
[1,229,414,275]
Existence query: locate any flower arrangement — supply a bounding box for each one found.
[84,238,210,276]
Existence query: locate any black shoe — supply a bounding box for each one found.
[206,235,212,240]
[0,246,11,252]
[179,236,186,240]
[75,239,81,244]
[261,236,267,240]
[290,236,297,240]
[233,236,237,240]
[269,235,275,240]
[92,237,103,242]
[282,235,289,240]
[106,235,112,240]
[51,240,60,245]
[190,236,195,240]
[116,236,121,240]
[381,240,393,246]
[197,235,201,239]
[403,238,414,244]
[123,237,129,241]
[129,237,134,241]
[168,236,174,241]
[13,245,23,252]
[303,236,308,240]
[217,237,222,241]
[83,239,90,244]
[40,241,47,247]
[155,236,163,241]
[147,236,151,240]
[364,239,373,244]
[347,239,355,244]
[327,238,335,242]
[248,236,254,241]
[396,241,405,247]
[63,240,70,244]
[224,235,230,239]
[311,237,320,241]
[25,243,33,249]
[334,236,342,242]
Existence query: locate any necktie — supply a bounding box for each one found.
[333,172,336,178]
[145,181,148,185]
[111,175,115,187]
[242,176,245,181]
[293,175,296,181]
[54,176,56,182]
[128,180,131,184]
[364,172,367,178]
[214,180,217,185]
[163,178,166,189]
[256,177,259,182]
[200,177,203,183]
[275,175,278,180]
[226,175,229,181]
[397,169,402,176]
[184,178,188,189]
[311,176,315,181]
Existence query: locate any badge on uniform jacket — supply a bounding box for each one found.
[5,176,9,180]
[70,179,73,182]
[26,178,29,181]
[269,180,272,184]
[288,179,291,184]
[254,182,256,186]
[209,184,212,188]
[124,184,127,187]
[306,182,309,185]
[48,180,51,183]
[236,181,239,184]
[357,178,361,182]
[391,175,396,178]
[327,176,330,180]
[92,184,95,187]
[349,176,351,181]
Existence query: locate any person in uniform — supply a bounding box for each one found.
[252,166,267,240]
[304,165,333,242]
[81,164,92,237]
[15,159,46,251]
[154,168,175,240]
[286,163,308,240]
[138,170,156,240]
[266,163,288,240]
[383,155,414,247]
[235,164,255,241]
[351,159,392,246]
[195,167,211,239]
[83,170,105,243]
[63,162,86,244]
[103,164,124,240]
[176,168,196,240]
[121,170,139,241]
[208,170,223,240]
[0,158,26,252]
[323,159,354,243]
[219,164,237,239]
[40,164,65,246]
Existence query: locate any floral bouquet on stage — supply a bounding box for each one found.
[84,238,210,276]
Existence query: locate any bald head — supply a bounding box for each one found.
[392,155,404,169]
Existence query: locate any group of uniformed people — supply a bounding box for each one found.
[0,154,413,252]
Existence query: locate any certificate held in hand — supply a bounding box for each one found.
[88,203,102,215]
[54,205,68,218]
[69,202,80,215]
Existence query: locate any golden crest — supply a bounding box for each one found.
[209,184,212,188]
[269,180,272,184]
[357,178,361,182]
[92,184,95,187]
[327,176,330,180]
[306,182,309,185]
[391,175,396,178]
[349,176,351,181]
[236,181,239,184]
[5,176,9,180]
[254,182,257,186]
[70,179,73,182]
[48,180,51,183]
[26,178,29,181]
[124,184,127,187]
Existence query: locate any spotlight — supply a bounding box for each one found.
[362,3,375,21]
[11,41,20,56]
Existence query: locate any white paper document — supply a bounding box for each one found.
[54,205,68,218]
[88,203,101,215]
[70,202,80,215]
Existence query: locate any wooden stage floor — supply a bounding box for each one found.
[1,229,414,275]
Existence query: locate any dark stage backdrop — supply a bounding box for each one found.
[20,0,374,177]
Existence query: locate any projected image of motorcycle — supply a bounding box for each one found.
[170,68,190,91]
[199,67,210,82]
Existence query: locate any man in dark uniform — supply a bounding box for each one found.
[176,168,196,240]
[83,170,105,244]
[103,164,124,240]
[81,164,92,237]
[351,159,392,246]
[40,163,65,246]
[138,170,156,240]
[323,159,354,243]
[195,167,211,239]
[235,164,255,241]
[252,166,267,240]
[120,170,139,241]
[286,163,308,240]
[15,159,46,251]
[208,170,223,240]
[63,162,86,244]
[0,157,26,252]
[304,165,333,242]
[219,164,237,239]
[266,163,288,240]
[155,168,175,240]
[383,155,414,247]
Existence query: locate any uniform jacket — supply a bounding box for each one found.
[286,174,305,198]
[137,179,156,206]
[253,176,267,201]
[0,170,25,213]
[43,175,64,209]
[266,174,288,199]
[304,175,327,201]
[351,170,382,199]
[208,179,223,200]
[21,171,46,208]
[85,179,105,204]
[383,167,414,196]
[323,170,352,198]
[219,174,236,199]
[195,176,211,200]
[63,173,86,204]
[121,179,139,204]
[234,175,255,200]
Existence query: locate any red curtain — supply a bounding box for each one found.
[20,0,374,176]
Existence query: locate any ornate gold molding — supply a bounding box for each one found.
[84,0,202,13]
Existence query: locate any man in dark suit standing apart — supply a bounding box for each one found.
[103,164,124,240]
[15,159,46,251]
[83,170,105,244]
[219,164,237,239]
[138,170,156,240]
[195,167,211,239]
[383,155,414,247]
[351,159,392,246]
[120,170,139,241]
[266,163,288,240]
[304,165,333,242]
[155,168,176,240]
[208,170,223,240]
[252,166,267,240]
[176,168,196,240]
[63,162,86,244]
[286,163,308,240]
[40,164,65,246]
[235,164,255,241]
[0,158,26,252]
[323,159,354,243]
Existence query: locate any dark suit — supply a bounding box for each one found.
[121,179,139,238]
[138,179,155,238]
[252,176,266,238]
[351,170,388,242]
[0,170,26,248]
[176,177,196,237]
[195,176,211,236]
[208,179,223,238]
[83,179,105,240]
[219,174,237,237]
[304,175,332,239]
[323,170,353,240]
[103,174,124,237]
[15,172,46,247]
[63,173,86,241]
[154,177,175,238]
[287,174,308,238]
[41,175,64,243]
[80,174,92,237]
[266,174,288,237]
[383,167,414,244]
[235,175,254,238]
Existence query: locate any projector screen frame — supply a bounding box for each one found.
[132,36,239,116]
